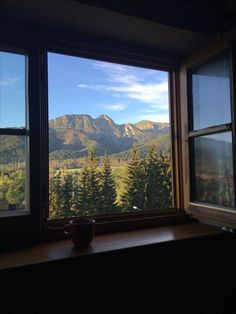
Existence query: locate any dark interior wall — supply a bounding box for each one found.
[1,234,236,314]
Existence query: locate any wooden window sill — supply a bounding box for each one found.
[0,223,223,271]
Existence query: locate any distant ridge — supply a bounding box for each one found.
[0,114,171,164]
[48,114,170,159]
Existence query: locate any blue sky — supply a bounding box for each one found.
[48,52,170,125]
[0,51,26,128]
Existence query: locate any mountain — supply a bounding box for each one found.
[0,114,171,164]
[49,114,141,138]
[0,136,25,164]
[48,114,170,159]
[135,120,169,131]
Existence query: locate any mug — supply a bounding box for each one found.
[64,218,95,248]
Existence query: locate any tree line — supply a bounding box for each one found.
[0,147,172,216]
[49,147,172,219]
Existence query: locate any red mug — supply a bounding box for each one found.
[64,218,95,248]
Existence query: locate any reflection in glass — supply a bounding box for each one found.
[192,132,234,208]
[0,135,27,212]
[0,51,27,128]
[192,54,231,130]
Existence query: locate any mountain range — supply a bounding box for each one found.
[49,114,170,160]
[0,114,232,170]
[0,114,170,164]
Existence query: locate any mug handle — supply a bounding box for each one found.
[64,224,71,235]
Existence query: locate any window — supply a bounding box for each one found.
[189,53,235,208]
[47,52,173,220]
[0,51,29,216]
[0,31,183,246]
[180,48,236,229]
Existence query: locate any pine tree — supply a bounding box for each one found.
[159,153,172,208]
[77,164,90,216]
[71,173,80,214]
[86,150,102,214]
[121,147,145,211]
[49,172,63,219]
[100,154,117,213]
[61,173,74,217]
[78,150,102,215]
[142,147,172,209]
[143,146,161,209]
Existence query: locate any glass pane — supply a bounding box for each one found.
[0,51,27,128]
[192,54,231,130]
[192,132,234,208]
[48,52,172,219]
[0,135,28,213]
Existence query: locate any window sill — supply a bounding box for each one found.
[0,223,224,271]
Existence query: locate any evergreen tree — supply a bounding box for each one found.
[143,146,161,209]
[159,153,172,208]
[78,150,102,215]
[121,147,145,211]
[71,173,80,214]
[77,165,90,216]
[61,173,74,217]
[100,154,117,213]
[144,149,172,209]
[49,172,63,219]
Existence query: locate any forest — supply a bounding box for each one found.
[0,146,172,218]
[49,147,172,219]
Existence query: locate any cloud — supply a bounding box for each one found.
[93,61,142,85]
[78,83,105,91]
[77,84,87,88]
[78,61,169,109]
[107,81,168,106]
[0,77,19,87]
[78,81,168,107]
[103,103,127,111]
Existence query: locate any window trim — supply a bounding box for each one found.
[0,43,43,247]
[0,23,185,247]
[180,42,236,228]
[0,51,30,216]
[41,44,183,232]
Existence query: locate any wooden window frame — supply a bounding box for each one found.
[0,41,43,247]
[41,43,185,237]
[180,40,236,229]
[0,49,30,217]
[0,22,185,247]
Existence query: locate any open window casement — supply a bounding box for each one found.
[180,39,236,230]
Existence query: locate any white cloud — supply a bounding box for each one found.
[0,77,19,87]
[93,61,142,85]
[77,83,87,88]
[78,81,168,108]
[103,103,127,111]
[106,81,168,105]
[78,62,169,110]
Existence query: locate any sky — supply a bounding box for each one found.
[0,51,26,128]
[0,50,232,130]
[48,52,170,125]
